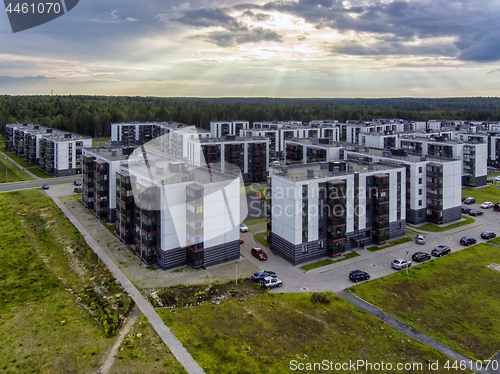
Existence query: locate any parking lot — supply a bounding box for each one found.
[239,201,499,294]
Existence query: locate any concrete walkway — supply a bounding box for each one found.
[0,149,42,180]
[51,196,205,374]
[338,291,498,374]
[100,307,141,374]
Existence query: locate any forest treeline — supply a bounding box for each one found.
[2,95,500,138]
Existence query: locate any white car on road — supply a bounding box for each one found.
[480,201,494,209]
[391,258,412,270]
[240,223,249,232]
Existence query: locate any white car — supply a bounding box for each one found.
[271,160,280,166]
[260,276,283,290]
[240,223,249,232]
[391,258,411,270]
[480,202,494,209]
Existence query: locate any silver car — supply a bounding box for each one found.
[415,235,426,245]
[260,276,283,290]
[391,258,412,270]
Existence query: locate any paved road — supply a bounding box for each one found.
[240,204,496,295]
[0,175,78,192]
[0,149,42,180]
[51,196,205,374]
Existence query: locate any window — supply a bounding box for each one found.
[419,178,423,184]
[318,240,325,248]
[397,222,402,229]
[419,166,422,173]
[302,244,308,253]
[302,230,308,238]
[419,200,423,206]
[318,227,325,236]
[419,189,422,195]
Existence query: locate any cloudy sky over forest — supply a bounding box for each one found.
[1,0,500,97]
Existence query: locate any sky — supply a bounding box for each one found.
[1,0,500,97]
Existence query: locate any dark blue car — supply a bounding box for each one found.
[349,270,370,283]
[460,236,477,246]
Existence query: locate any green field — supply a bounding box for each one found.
[0,191,148,373]
[243,217,267,233]
[301,252,360,271]
[0,156,33,182]
[350,243,500,360]
[1,149,52,179]
[158,292,469,374]
[92,137,112,147]
[253,232,270,248]
[462,184,500,205]
[409,215,475,232]
[367,236,413,252]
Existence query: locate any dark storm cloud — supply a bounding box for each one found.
[177,0,500,62]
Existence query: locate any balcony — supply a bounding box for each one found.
[373,203,389,216]
[426,201,443,211]
[426,181,443,189]
[426,190,443,199]
[327,216,346,227]
[426,170,443,178]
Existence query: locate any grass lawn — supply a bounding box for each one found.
[0,156,33,182]
[462,184,500,205]
[301,252,360,271]
[350,243,500,360]
[92,137,112,147]
[158,292,469,374]
[411,215,475,232]
[253,232,270,248]
[367,236,413,252]
[2,149,52,179]
[244,217,267,233]
[110,315,187,374]
[0,191,148,373]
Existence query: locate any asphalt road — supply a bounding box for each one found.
[239,202,496,294]
[0,175,81,192]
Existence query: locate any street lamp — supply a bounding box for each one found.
[4,157,7,183]
[235,259,238,285]
[406,250,409,275]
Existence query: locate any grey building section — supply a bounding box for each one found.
[157,247,186,270]
[406,208,427,225]
[442,206,461,225]
[389,220,406,239]
[462,174,487,188]
[271,234,324,266]
[269,233,299,265]
[204,240,240,267]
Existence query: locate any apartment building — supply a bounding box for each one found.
[240,125,340,158]
[186,136,270,183]
[487,134,500,167]
[82,147,132,222]
[341,120,406,144]
[267,161,406,265]
[359,133,397,149]
[285,139,346,165]
[111,122,210,145]
[398,135,488,187]
[345,147,462,225]
[210,121,250,138]
[121,149,243,269]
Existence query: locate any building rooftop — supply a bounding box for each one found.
[199,136,268,143]
[346,147,459,163]
[286,138,348,148]
[84,147,132,162]
[272,161,402,182]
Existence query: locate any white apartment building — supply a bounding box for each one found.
[267,161,406,265]
[285,139,346,165]
[210,121,250,138]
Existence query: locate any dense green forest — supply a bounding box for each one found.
[2,96,500,137]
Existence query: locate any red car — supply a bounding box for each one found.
[251,247,267,261]
[239,237,244,244]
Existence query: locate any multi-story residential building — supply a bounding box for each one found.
[345,147,462,225]
[186,136,270,183]
[122,150,243,269]
[210,121,250,138]
[487,134,500,167]
[82,147,132,222]
[240,125,340,158]
[285,139,346,165]
[110,122,210,145]
[359,133,397,149]
[266,161,406,265]
[341,120,406,144]
[398,135,487,187]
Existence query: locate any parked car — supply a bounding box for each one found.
[349,270,370,283]
[415,234,426,244]
[494,203,500,212]
[461,206,471,214]
[481,231,496,239]
[391,258,411,270]
[463,197,475,204]
[239,237,244,244]
[240,223,248,232]
[412,251,431,262]
[480,201,494,209]
[42,184,49,190]
[431,245,451,257]
[469,209,483,216]
[74,187,82,193]
[460,236,477,246]
[251,270,277,282]
[271,160,280,166]
[251,247,267,261]
[73,180,82,186]
[260,276,282,290]
[461,196,466,202]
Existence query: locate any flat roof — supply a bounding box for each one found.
[199,136,268,143]
[84,146,131,162]
[286,139,348,148]
[273,161,401,182]
[346,147,459,163]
